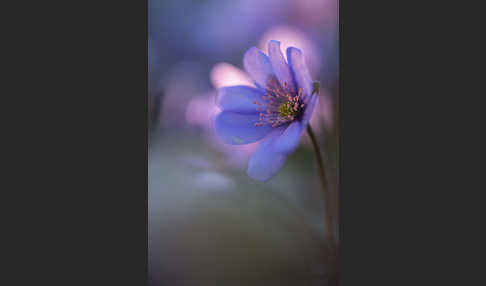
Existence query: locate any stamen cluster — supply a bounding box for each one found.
[253,79,304,128]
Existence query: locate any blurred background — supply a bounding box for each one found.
[149,0,339,285]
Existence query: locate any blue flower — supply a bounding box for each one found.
[214,40,318,181]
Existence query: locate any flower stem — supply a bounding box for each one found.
[306,123,338,284]
[306,124,333,240]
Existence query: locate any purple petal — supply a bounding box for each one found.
[274,121,303,154]
[216,85,264,114]
[268,40,296,93]
[287,47,313,101]
[243,47,275,89]
[214,111,273,145]
[247,128,287,181]
[301,93,319,126]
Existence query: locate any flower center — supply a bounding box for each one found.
[279,101,298,118]
[253,79,305,128]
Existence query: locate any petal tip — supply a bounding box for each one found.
[247,165,273,181]
[286,46,303,58]
[267,40,281,56]
[243,46,261,58]
[268,40,281,48]
[246,129,288,181]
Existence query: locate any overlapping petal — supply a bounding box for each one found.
[214,111,273,145]
[274,121,303,154]
[267,40,295,93]
[287,47,313,101]
[301,93,319,126]
[243,47,275,89]
[247,127,287,181]
[216,85,264,114]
